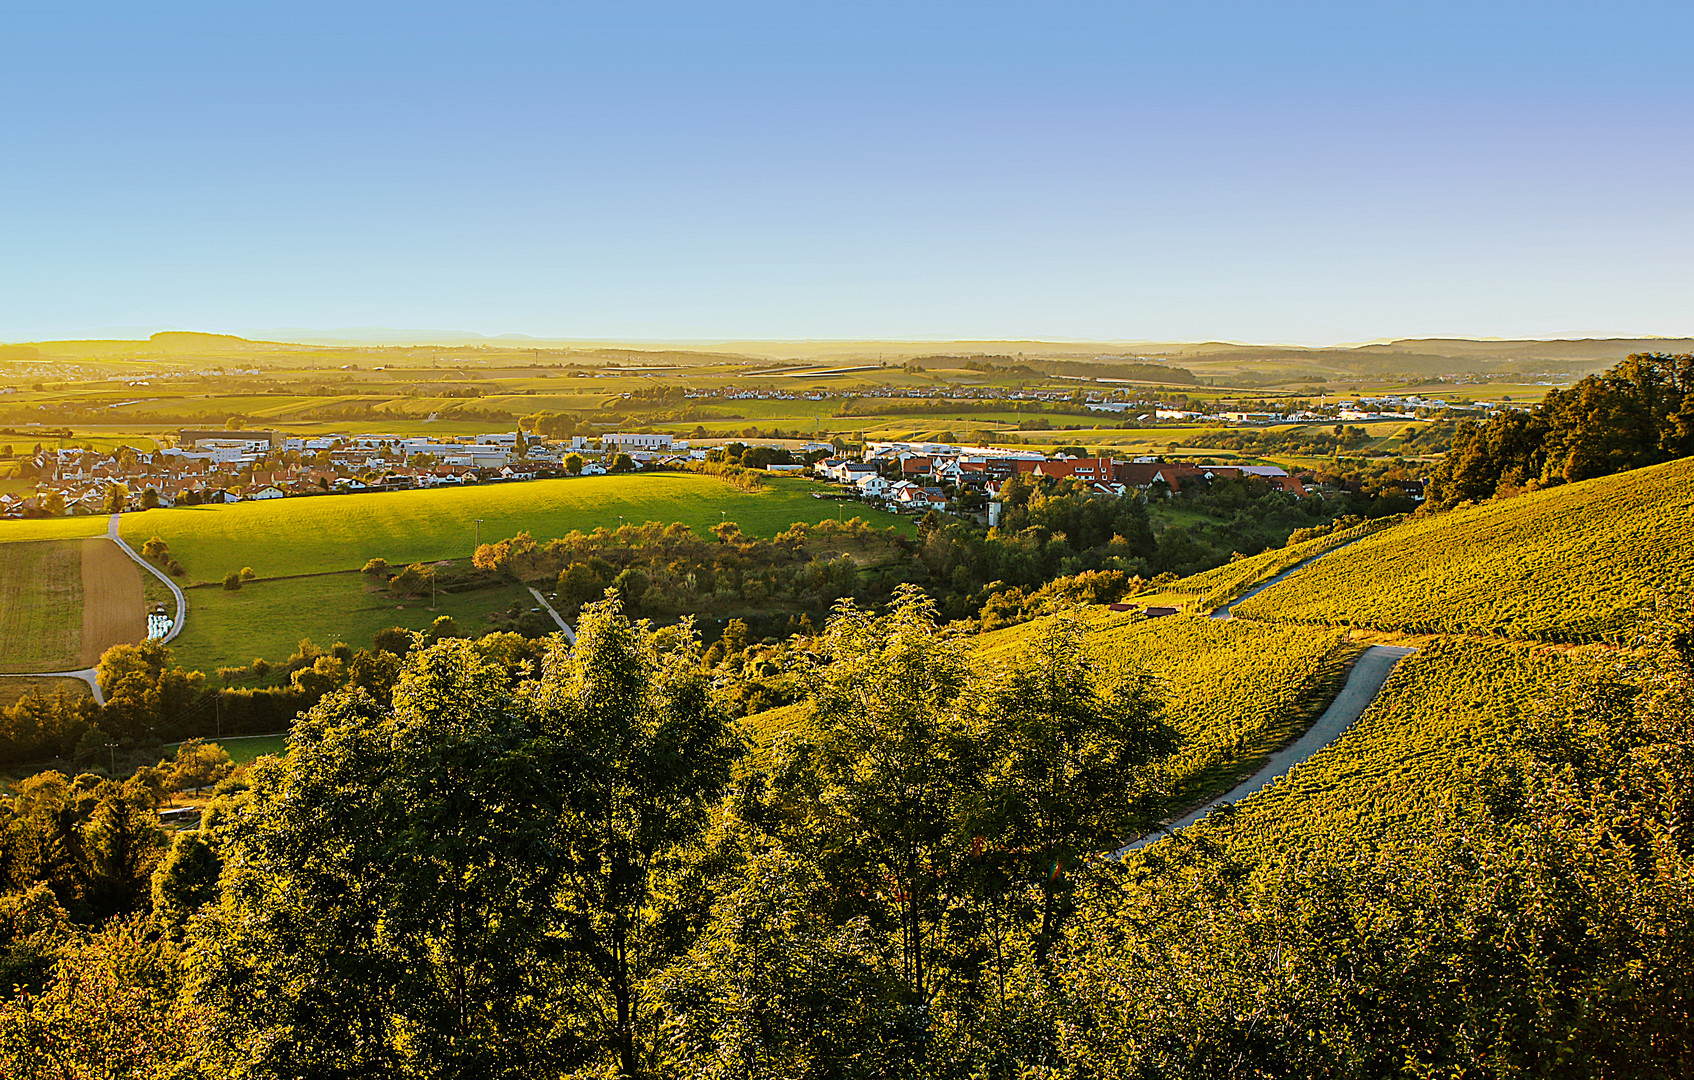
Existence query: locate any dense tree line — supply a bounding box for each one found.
[2,598,1691,1075]
[1427,352,1694,507]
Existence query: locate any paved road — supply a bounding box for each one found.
[108,514,187,643]
[1210,534,1371,620]
[1,666,105,705]
[1115,644,1416,855]
[528,587,577,643]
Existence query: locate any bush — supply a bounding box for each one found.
[239,566,257,581]
[362,557,390,577]
[222,571,242,591]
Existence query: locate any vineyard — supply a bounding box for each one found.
[745,611,1355,821]
[1185,637,1579,858]
[1233,456,1694,642]
[1161,516,1402,613]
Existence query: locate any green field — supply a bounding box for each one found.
[120,474,905,582]
[0,540,83,673]
[167,572,539,674]
[164,732,290,766]
[1235,457,1694,642]
[0,516,111,545]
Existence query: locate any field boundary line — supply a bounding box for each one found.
[108,513,186,643]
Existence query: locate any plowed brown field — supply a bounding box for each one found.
[81,538,145,666]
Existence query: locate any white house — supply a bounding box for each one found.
[604,432,674,451]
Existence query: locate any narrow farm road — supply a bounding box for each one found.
[108,513,186,643]
[1210,533,1372,619]
[1115,644,1416,855]
[1,667,106,705]
[528,587,577,644]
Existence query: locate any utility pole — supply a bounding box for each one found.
[475,517,483,551]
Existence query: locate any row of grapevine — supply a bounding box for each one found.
[1184,637,1579,859]
[1177,516,1402,613]
[1234,456,1694,642]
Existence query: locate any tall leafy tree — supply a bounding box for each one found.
[807,585,979,1012]
[973,614,1174,963]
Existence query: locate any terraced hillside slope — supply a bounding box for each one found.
[747,611,1358,822]
[1234,456,1694,642]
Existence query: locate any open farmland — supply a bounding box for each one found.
[0,539,83,672]
[0,516,114,545]
[80,536,145,665]
[168,571,538,674]
[120,474,906,582]
[1234,456,1694,642]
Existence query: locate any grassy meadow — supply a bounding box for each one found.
[0,540,84,673]
[120,474,906,582]
[168,572,538,674]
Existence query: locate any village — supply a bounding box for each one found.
[0,405,1430,521]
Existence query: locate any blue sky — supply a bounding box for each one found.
[1,1,1689,344]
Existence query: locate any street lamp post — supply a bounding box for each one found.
[475,517,483,551]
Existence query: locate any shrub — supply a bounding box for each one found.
[222,571,242,591]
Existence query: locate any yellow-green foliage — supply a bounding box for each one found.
[1196,638,1574,857]
[1166,516,1401,612]
[745,611,1352,815]
[1234,457,1694,642]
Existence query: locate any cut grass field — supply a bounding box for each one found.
[121,474,907,582]
[0,516,113,545]
[0,540,84,673]
[167,572,540,674]
[1235,457,1694,642]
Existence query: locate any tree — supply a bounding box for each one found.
[975,613,1173,963]
[389,562,434,597]
[222,570,242,591]
[151,829,221,933]
[610,567,649,613]
[372,626,413,655]
[426,614,460,642]
[170,737,234,797]
[557,562,603,606]
[140,536,169,563]
[140,487,160,509]
[0,916,197,1078]
[361,557,389,577]
[103,482,128,513]
[806,585,980,1014]
[612,452,635,472]
[225,416,246,430]
[565,452,584,475]
[194,604,735,1077]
